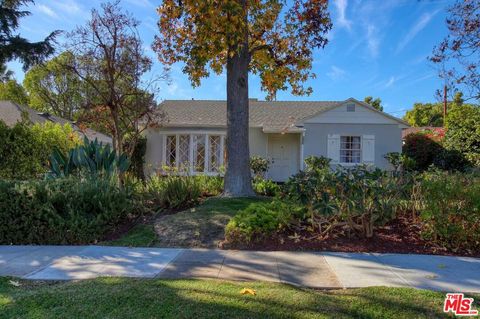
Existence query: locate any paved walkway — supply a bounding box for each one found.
[1,246,479,292]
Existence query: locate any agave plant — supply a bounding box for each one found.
[48,137,130,178]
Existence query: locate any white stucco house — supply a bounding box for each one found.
[145,98,409,181]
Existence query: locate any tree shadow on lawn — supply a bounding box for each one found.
[153,197,268,248]
[0,277,456,319]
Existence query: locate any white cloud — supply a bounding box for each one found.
[385,76,396,88]
[53,0,81,14]
[124,0,155,8]
[327,65,346,80]
[37,4,59,19]
[396,10,439,53]
[366,24,379,58]
[334,0,352,30]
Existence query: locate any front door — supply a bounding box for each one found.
[267,134,299,182]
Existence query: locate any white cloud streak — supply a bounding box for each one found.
[334,0,352,30]
[396,10,440,53]
[37,4,59,19]
[327,65,347,80]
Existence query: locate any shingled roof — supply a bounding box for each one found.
[0,100,112,145]
[157,99,342,132]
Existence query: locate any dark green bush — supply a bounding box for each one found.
[0,177,135,244]
[0,121,79,179]
[252,177,280,196]
[403,132,443,171]
[225,200,303,243]
[126,136,147,180]
[415,170,480,251]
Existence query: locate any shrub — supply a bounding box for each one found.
[432,148,470,171]
[250,156,270,178]
[283,165,404,238]
[225,200,303,243]
[252,178,280,196]
[145,175,202,209]
[0,120,79,179]
[415,171,480,251]
[194,175,223,196]
[403,132,443,171]
[304,155,331,172]
[444,103,480,167]
[384,152,417,173]
[0,177,135,244]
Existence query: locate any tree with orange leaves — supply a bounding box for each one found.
[153,0,332,196]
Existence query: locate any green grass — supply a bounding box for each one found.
[102,224,157,247]
[0,277,465,319]
[153,197,269,248]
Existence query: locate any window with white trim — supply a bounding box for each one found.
[340,136,361,163]
[209,135,221,172]
[178,135,190,169]
[166,135,176,166]
[164,133,225,174]
[193,134,206,172]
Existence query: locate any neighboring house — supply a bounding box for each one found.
[145,98,409,181]
[0,100,112,145]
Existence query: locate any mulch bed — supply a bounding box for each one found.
[222,214,480,258]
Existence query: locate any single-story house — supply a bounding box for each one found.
[145,98,409,181]
[0,100,112,145]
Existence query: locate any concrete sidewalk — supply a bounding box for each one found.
[1,246,479,292]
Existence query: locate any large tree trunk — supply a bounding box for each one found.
[223,16,254,197]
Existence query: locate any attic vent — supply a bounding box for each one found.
[346,104,355,112]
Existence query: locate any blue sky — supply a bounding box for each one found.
[9,0,455,117]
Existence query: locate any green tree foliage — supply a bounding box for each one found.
[0,0,59,69]
[0,120,79,179]
[444,103,480,166]
[363,96,383,111]
[0,79,28,105]
[0,63,13,82]
[403,102,444,127]
[23,51,88,120]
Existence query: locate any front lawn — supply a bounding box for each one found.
[0,277,460,318]
[153,197,269,248]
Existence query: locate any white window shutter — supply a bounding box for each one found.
[327,134,340,163]
[362,135,375,163]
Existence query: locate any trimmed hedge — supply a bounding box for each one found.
[0,177,135,244]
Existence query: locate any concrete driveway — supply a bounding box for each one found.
[1,246,479,292]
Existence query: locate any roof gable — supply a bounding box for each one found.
[300,98,409,127]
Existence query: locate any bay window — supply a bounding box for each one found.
[163,133,225,174]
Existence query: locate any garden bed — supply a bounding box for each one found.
[222,214,480,257]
